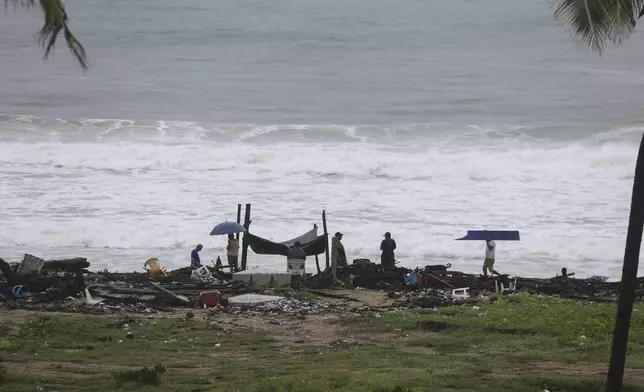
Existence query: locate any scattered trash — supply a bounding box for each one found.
[199,291,221,308]
[11,285,32,298]
[143,258,168,277]
[0,254,631,316]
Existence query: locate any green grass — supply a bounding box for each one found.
[337,294,644,389]
[0,295,643,391]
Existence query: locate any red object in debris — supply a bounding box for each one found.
[200,291,220,308]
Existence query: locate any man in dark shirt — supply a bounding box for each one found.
[287,241,307,261]
[380,232,396,270]
[191,244,203,269]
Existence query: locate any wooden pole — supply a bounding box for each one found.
[313,224,321,273]
[322,210,330,270]
[241,203,252,271]
[235,204,242,241]
[605,133,644,392]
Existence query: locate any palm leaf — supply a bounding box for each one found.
[553,0,644,52]
[5,0,87,69]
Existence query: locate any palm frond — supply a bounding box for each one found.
[553,0,644,52]
[5,0,87,69]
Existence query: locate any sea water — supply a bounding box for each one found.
[1,0,644,278]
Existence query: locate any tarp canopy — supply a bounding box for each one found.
[455,230,520,241]
[280,227,318,247]
[245,230,327,256]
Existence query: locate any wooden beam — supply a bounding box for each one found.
[240,203,252,271]
[235,204,242,241]
[424,272,455,289]
[322,210,330,270]
[313,224,321,273]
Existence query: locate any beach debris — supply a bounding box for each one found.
[16,254,45,275]
[148,281,190,304]
[199,291,220,308]
[228,294,282,306]
[143,258,168,277]
[0,253,637,317]
[451,287,470,300]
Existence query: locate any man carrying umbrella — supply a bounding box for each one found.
[210,221,246,271]
[227,234,240,272]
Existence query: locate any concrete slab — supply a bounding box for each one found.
[228,294,283,306]
[233,271,291,288]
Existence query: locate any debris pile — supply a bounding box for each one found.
[0,253,639,315]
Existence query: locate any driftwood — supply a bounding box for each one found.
[43,258,90,272]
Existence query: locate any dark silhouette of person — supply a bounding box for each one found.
[380,232,397,270]
[191,244,203,269]
[287,241,307,260]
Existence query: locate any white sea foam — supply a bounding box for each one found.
[0,116,639,279]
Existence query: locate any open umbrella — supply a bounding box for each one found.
[210,221,246,236]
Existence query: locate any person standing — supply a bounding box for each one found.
[191,244,203,269]
[331,232,347,268]
[380,232,397,270]
[227,234,239,272]
[483,238,500,277]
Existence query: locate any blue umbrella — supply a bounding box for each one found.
[210,221,246,236]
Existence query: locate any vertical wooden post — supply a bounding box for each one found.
[235,204,242,241]
[322,210,330,270]
[313,224,321,273]
[241,203,252,271]
[605,133,644,392]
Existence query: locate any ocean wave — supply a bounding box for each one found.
[0,113,640,279]
[2,114,641,145]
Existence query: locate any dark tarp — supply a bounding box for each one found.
[245,233,327,256]
[301,235,327,256]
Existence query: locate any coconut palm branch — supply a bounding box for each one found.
[5,0,87,68]
[552,0,644,52]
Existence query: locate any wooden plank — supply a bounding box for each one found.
[241,203,252,271]
[148,281,190,303]
[423,272,456,289]
[236,204,242,241]
[322,210,330,270]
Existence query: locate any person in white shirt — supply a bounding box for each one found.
[483,238,501,277]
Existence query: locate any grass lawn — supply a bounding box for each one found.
[1,294,644,391]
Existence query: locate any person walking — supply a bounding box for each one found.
[380,232,397,270]
[483,238,501,277]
